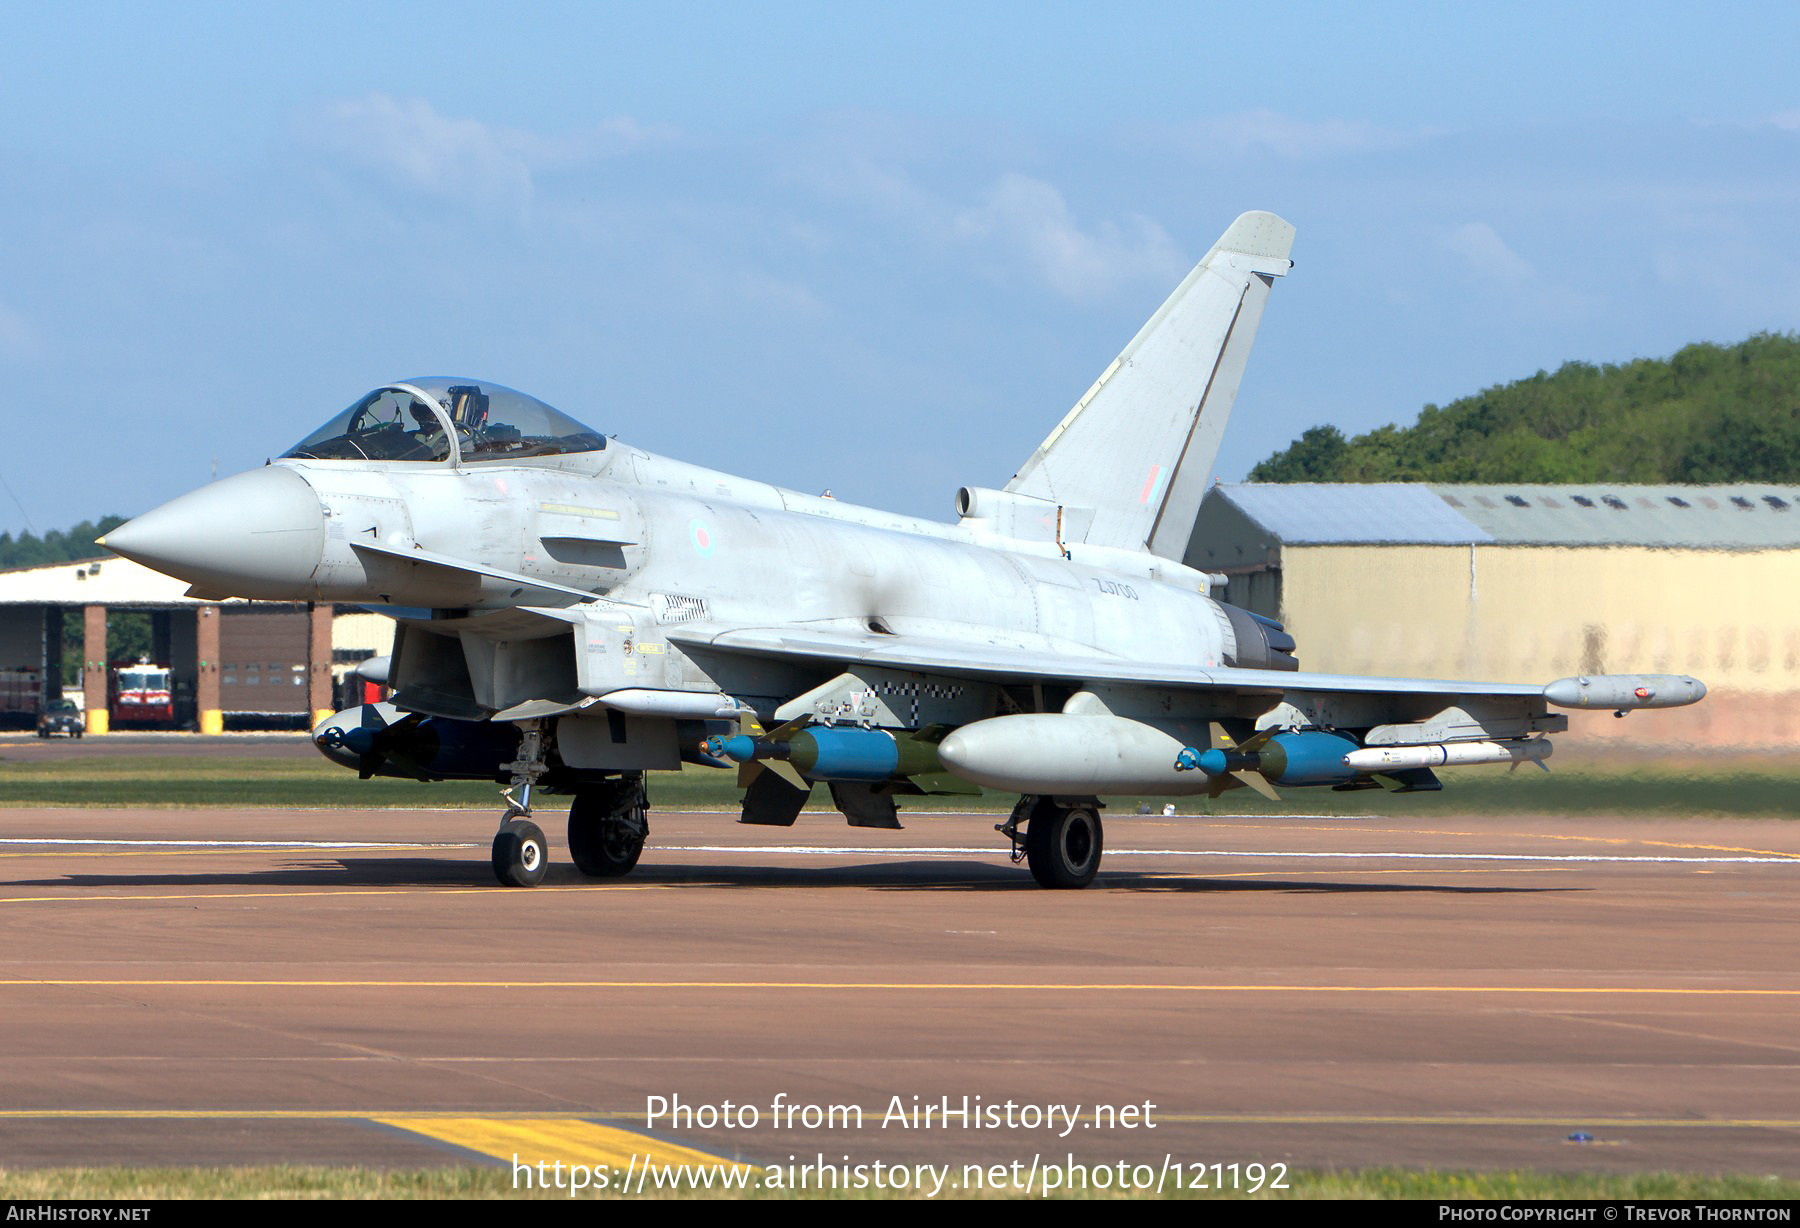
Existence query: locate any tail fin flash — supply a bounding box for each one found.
[1004,210,1294,559]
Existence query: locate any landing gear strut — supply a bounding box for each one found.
[569,775,649,878]
[492,719,550,887]
[999,795,1105,889]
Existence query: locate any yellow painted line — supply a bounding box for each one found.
[0,889,488,905]
[0,979,1793,995]
[1215,824,1800,860]
[1469,830,1800,860]
[0,1110,643,1120]
[376,1116,750,1173]
[0,885,672,905]
[1641,839,1800,859]
[0,846,441,860]
[1157,867,1571,879]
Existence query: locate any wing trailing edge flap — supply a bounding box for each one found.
[667,624,1551,705]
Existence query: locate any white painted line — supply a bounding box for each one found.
[654,844,1800,865]
[5,839,1791,865]
[0,839,478,849]
[1166,850,1800,865]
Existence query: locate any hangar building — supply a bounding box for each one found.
[0,556,391,733]
[1186,484,1800,749]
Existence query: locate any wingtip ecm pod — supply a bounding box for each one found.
[1543,674,1708,716]
[1004,210,1295,562]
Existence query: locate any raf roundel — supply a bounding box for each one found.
[689,519,716,558]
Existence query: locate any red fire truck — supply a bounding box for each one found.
[109,661,176,728]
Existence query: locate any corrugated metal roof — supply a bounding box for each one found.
[1442,484,1800,548]
[1215,484,1490,545]
[1213,483,1800,549]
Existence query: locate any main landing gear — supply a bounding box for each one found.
[568,776,648,878]
[999,795,1105,889]
[488,721,652,887]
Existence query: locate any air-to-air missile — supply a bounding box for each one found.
[1341,739,1553,773]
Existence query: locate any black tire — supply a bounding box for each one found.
[568,788,646,878]
[1025,803,1103,889]
[491,818,548,887]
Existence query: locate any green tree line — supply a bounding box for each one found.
[1248,333,1800,484]
[0,516,126,571]
[0,517,145,684]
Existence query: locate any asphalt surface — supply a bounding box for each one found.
[0,799,1796,1183]
[0,731,319,762]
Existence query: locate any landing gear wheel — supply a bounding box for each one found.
[568,786,647,878]
[1025,803,1103,889]
[492,818,548,887]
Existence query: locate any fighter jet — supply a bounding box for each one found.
[101,211,1705,889]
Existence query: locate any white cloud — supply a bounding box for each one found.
[299,94,674,216]
[1433,222,1599,323]
[954,174,1182,300]
[1173,109,1420,160]
[779,117,1184,300]
[777,116,944,222]
[1439,221,1535,283]
[685,264,827,317]
[1648,232,1797,319]
[0,302,43,364]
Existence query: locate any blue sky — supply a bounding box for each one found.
[4,2,1799,535]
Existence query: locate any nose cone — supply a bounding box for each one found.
[102,466,326,598]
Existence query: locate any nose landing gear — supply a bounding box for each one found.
[492,720,551,888]
[488,721,653,887]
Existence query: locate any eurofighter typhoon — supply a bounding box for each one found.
[101,212,1705,888]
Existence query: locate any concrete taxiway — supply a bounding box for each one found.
[0,802,1796,1180]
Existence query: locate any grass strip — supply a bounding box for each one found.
[0,755,1793,817]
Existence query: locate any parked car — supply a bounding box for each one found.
[36,698,84,739]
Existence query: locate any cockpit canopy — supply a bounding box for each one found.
[282,378,606,465]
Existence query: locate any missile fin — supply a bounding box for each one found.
[1204,722,1279,799]
[764,758,809,790]
[1238,771,1280,801]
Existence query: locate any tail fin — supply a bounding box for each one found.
[1004,210,1294,560]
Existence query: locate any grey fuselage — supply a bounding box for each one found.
[291,441,1248,704]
